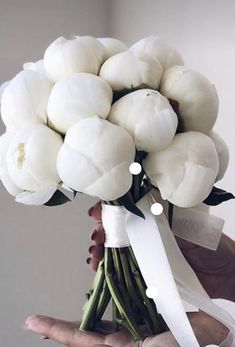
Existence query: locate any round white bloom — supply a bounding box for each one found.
[108,89,178,152]
[0,132,23,196]
[143,131,219,208]
[6,124,63,192]
[99,51,162,91]
[44,36,106,82]
[130,36,184,70]
[47,72,113,134]
[23,59,45,74]
[1,70,52,132]
[209,131,229,181]
[97,37,128,59]
[57,116,135,201]
[160,66,218,133]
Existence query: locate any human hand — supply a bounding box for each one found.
[88,202,235,302]
[25,311,229,347]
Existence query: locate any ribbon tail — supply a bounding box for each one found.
[126,193,200,347]
[156,211,235,330]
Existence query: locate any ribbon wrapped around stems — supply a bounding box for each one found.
[101,191,235,347]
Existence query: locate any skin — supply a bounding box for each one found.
[25,201,235,346]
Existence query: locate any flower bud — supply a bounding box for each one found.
[6,124,63,192]
[1,70,52,132]
[99,51,162,91]
[209,131,229,181]
[143,131,219,207]
[130,36,184,70]
[0,132,23,196]
[97,37,128,59]
[160,66,218,133]
[57,116,135,201]
[47,72,112,134]
[44,36,106,82]
[108,89,178,152]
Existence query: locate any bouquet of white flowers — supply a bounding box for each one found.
[1,35,234,346]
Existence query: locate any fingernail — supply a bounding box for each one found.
[86,257,91,264]
[88,207,93,217]
[91,230,98,240]
[89,245,95,253]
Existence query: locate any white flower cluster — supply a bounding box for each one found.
[0,35,229,207]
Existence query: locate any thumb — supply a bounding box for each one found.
[25,315,105,347]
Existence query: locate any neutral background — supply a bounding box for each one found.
[0,1,235,346]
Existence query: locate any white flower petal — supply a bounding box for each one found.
[0,81,10,104]
[23,59,45,74]
[98,37,127,59]
[44,36,106,82]
[6,124,63,191]
[130,36,184,70]
[108,89,178,152]
[1,70,52,132]
[99,51,162,91]
[15,182,57,205]
[143,131,219,207]
[57,116,135,200]
[47,72,112,134]
[160,66,218,133]
[209,131,229,181]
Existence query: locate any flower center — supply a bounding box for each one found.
[17,143,25,168]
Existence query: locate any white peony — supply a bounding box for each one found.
[209,131,229,181]
[99,51,162,91]
[0,132,23,196]
[57,116,135,201]
[44,36,106,82]
[160,66,218,133]
[108,89,178,152]
[97,37,128,59]
[143,131,219,207]
[130,36,184,70]
[47,72,113,134]
[6,124,63,192]
[1,70,52,132]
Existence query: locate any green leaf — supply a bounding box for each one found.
[45,190,71,206]
[117,192,145,219]
[203,186,235,206]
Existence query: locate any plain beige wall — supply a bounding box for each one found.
[1,1,235,346]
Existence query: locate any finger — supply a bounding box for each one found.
[89,245,104,260]
[91,227,105,245]
[25,315,105,347]
[87,257,99,272]
[88,201,102,220]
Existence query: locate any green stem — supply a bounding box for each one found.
[80,260,105,331]
[127,247,162,335]
[104,248,143,341]
[96,280,111,321]
[119,248,154,335]
[112,299,119,331]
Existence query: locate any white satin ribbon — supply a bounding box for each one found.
[101,192,235,346]
[126,193,200,347]
[102,204,130,247]
[173,205,224,250]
